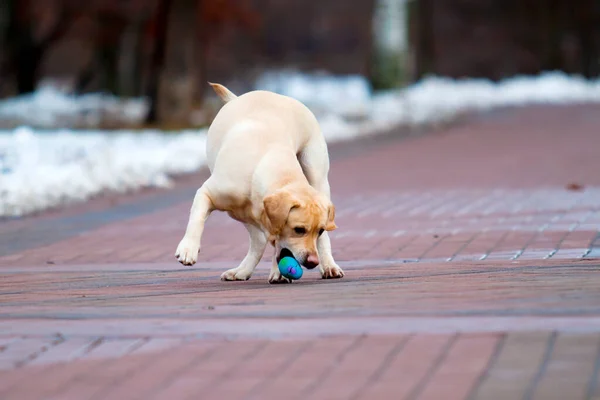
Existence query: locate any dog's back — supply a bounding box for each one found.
[205,84,320,174]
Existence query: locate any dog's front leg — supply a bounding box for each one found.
[299,141,345,279]
[175,185,214,266]
[221,224,267,281]
[304,169,345,279]
[317,231,345,279]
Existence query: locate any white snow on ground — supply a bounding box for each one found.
[0,128,206,217]
[1,71,600,217]
[259,70,600,143]
[0,82,149,128]
[255,70,373,120]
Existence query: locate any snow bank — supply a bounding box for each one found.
[255,70,372,120]
[369,71,600,127]
[2,71,600,217]
[0,127,206,217]
[0,84,149,128]
[256,70,600,143]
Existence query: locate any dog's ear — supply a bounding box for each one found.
[325,203,337,231]
[263,190,300,234]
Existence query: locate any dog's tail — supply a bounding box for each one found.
[209,82,237,103]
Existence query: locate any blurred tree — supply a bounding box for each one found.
[372,0,408,89]
[146,0,173,123]
[74,12,129,95]
[2,0,76,94]
[1,0,261,123]
[1,0,155,96]
[408,0,600,81]
[74,0,155,96]
[409,0,434,81]
[195,0,260,102]
[145,0,260,123]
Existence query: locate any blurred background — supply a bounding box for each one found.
[1,0,600,217]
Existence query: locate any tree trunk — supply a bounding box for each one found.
[132,21,146,97]
[15,45,43,93]
[5,0,72,94]
[119,20,146,97]
[410,0,434,81]
[74,60,96,94]
[195,24,209,106]
[578,0,597,77]
[100,45,119,95]
[145,0,173,124]
[6,0,42,94]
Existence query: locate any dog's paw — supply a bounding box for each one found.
[268,267,292,284]
[221,267,252,281]
[320,263,345,279]
[175,238,199,266]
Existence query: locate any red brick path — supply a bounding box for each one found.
[1,105,600,399]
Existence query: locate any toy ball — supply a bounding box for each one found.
[278,256,303,280]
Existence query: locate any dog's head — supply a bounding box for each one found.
[262,187,337,269]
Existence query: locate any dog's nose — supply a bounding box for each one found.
[303,254,319,269]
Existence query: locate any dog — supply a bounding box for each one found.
[175,83,345,283]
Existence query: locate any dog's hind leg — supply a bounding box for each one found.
[221,224,267,281]
[175,184,215,266]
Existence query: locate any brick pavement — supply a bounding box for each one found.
[1,105,600,399]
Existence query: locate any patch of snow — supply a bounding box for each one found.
[378,72,600,126]
[256,70,600,143]
[255,70,373,120]
[2,71,600,217]
[0,127,206,217]
[0,83,149,128]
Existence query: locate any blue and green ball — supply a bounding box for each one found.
[278,256,303,280]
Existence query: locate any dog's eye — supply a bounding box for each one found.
[294,227,306,235]
[318,229,325,236]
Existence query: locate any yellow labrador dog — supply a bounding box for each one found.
[175,83,345,283]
